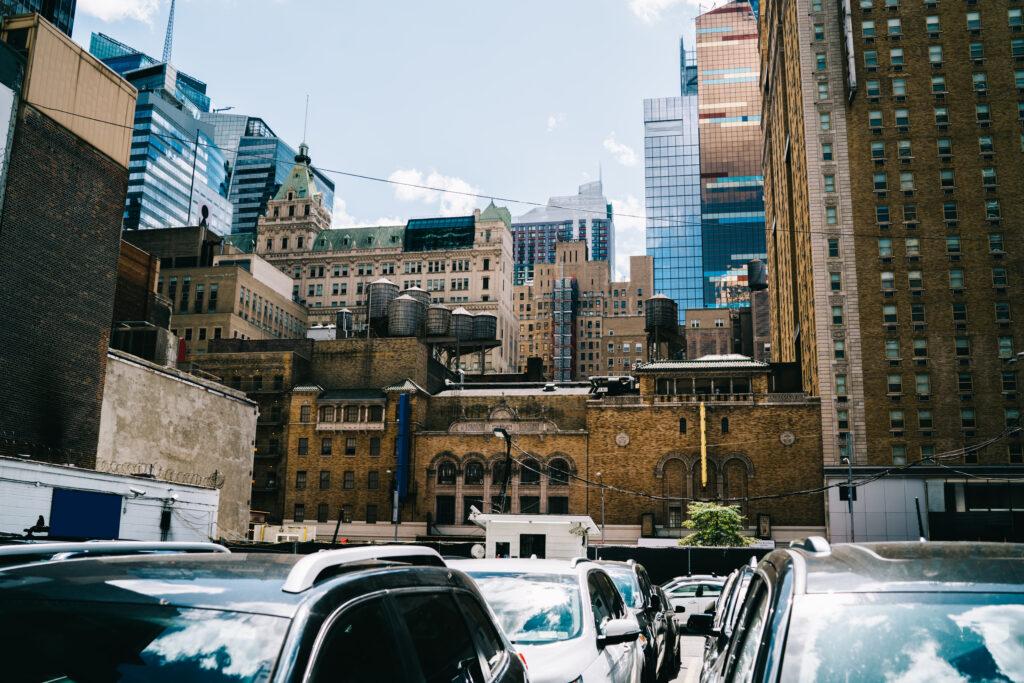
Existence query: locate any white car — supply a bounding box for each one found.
[450,558,644,683]
[663,577,725,618]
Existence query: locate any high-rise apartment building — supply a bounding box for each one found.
[511,181,614,285]
[200,113,335,235]
[696,1,766,308]
[515,241,654,380]
[0,0,75,35]
[762,0,1024,540]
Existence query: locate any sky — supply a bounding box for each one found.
[72,0,709,280]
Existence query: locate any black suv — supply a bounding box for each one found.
[694,538,1024,682]
[0,543,528,683]
[596,559,679,683]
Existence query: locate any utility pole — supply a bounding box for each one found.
[388,468,399,542]
[493,428,512,513]
[597,471,606,544]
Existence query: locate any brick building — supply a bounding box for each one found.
[0,15,136,463]
[515,241,654,380]
[196,338,825,544]
[762,0,1024,540]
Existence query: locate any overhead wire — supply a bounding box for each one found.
[31,102,1011,245]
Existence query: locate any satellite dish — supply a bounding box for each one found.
[471,543,485,559]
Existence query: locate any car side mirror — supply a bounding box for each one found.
[686,612,714,636]
[598,617,641,648]
[674,604,686,614]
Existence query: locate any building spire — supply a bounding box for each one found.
[162,0,175,63]
[296,95,311,164]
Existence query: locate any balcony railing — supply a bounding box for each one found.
[317,421,385,432]
[591,392,811,406]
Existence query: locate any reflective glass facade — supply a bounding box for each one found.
[697,0,765,308]
[0,0,75,35]
[512,181,614,285]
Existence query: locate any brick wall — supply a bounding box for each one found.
[0,104,126,463]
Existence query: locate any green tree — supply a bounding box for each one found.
[678,502,752,547]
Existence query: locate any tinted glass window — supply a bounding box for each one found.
[589,572,614,627]
[311,598,404,683]
[729,580,771,679]
[782,593,1024,681]
[394,592,484,683]
[595,571,627,619]
[603,565,643,609]
[455,592,506,673]
[1,602,287,682]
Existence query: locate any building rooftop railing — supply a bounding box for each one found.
[590,392,813,406]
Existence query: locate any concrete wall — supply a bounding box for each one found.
[0,456,219,541]
[96,350,257,540]
[826,476,928,543]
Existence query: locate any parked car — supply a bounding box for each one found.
[691,538,1024,682]
[0,542,528,683]
[662,573,719,593]
[451,558,643,683]
[595,559,678,683]
[653,584,681,674]
[692,557,757,682]
[663,575,725,622]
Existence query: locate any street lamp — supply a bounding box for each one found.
[596,471,605,544]
[493,428,512,514]
[835,397,855,543]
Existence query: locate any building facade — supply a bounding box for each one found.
[511,181,614,285]
[515,241,654,380]
[0,0,74,35]
[696,1,766,308]
[762,0,1024,540]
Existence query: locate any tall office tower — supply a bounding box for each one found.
[511,181,614,285]
[0,0,75,35]
[644,46,702,318]
[201,113,335,235]
[762,0,1024,540]
[88,34,232,234]
[697,0,766,309]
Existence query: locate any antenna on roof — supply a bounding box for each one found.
[302,94,310,145]
[162,0,175,63]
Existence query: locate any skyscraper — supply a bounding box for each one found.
[511,181,614,285]
[200,112,335,235]
[644,46,703,317]
[696,1,766,308]
[90,33,210,112]
[762,0,1024,540]
[0,0,75,36]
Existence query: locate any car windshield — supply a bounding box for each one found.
[467,571,584,644]
[0,600,289,682]
[782,593,1024,682]
[603,566,643,609]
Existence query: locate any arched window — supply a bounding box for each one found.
[679,417,687,434]
[520,458,541,485]
[464,461,484,485]
[549,458,570,486]
[437,461,457,485]
[492,461,510,487]
[721,417,730,434]
[319,405,334,422]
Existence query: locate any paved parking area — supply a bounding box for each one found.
[671,635,705,683]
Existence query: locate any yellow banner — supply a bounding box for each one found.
[699,402,707,487]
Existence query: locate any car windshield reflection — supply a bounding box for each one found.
[467,571,584,644]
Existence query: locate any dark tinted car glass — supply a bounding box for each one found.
[782,593,1024,682]
[455,592,506,671]
[394,592,485,683]
[1,601,288,682]
[311,597,404,683]
[603,565,643,609]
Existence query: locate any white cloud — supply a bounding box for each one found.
[79,0,162,22]
[611,195,645,281]
[629,0,699,22]
[387,168,480,217]
[331,197,403,228]
[546,112,567,132]
[603,132,638,167]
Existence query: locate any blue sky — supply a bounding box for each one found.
[73,0,706,279]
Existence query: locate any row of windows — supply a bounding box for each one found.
[882,408,1021,431]
[434,494,571,524]
[854,10,1024,39]
[294,469,382,491]
[434,458,571,486]
[882,443,1024,466]
[873,202,1007,226]
[828,267,1011,292]
[826,234,1007,260]
[317,405,384,423]
[296,436,381,457]
[293,502,378,524]
[831,300,1014,329]
[867,135,1002,162]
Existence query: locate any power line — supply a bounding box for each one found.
[32,103,1015,246]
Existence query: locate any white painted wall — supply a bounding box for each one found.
[485,521,589,559]
[0,457,219,541]
[826,476,928,543]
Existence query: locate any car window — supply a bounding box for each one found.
[603,566,644,609]
[595,571,627,620]
[589,571,614,628]
[393,592,485,683]
[702,583,723,598]
[728,579,771,680]
[454,592,506,674]
[669,583,699,598]
[636,567,654,603]
[468,571,584,644]
[311,597,405,683]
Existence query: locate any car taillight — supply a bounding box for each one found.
[517,651,528,670]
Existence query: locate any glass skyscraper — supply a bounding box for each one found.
[90,33,210,112]
[696,0,765,308]
[511,181,614,285]
[0,0,75,36]
[201,113,335,235]
[644,45,703,317]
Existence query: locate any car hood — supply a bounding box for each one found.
[516,638,597,683]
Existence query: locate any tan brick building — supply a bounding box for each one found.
[762,0,1024,540]
[515,241,654,379]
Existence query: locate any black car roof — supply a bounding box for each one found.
[0,552,469,618]
[785,542,1024,595]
